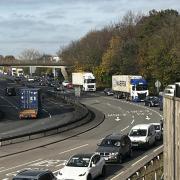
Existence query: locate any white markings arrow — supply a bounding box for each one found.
[146,116,151,120]
[115,117,121,121]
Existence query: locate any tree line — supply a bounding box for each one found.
[58,9,180,93]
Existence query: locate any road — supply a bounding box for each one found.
[0,86,163,179]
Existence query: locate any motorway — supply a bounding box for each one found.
[0,79,163,180]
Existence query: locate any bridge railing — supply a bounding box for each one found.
[0,59,70,66]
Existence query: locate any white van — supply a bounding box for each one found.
[128,124,156,148]
[164,84,175,96]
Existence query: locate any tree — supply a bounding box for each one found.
[18,49,42,61]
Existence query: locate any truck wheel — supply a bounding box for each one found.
[87,174,92,180]
[101,166,106,177]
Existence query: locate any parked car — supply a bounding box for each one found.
[128,124,156,148]
[12,169,56,180]
[62,80,70,87]
[151,123,163,140]
[5,87,16,96]
[144,96,159,107]
[56,153,106,180]
[104,88,114,96]
[96,133,132,163]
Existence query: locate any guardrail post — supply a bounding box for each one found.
[155,171,157,180]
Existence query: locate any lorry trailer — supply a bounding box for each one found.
[112,75,149,101]
[19,88,41,119]
[72,72,96,91]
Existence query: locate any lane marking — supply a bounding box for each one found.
[42,108,52,119]
[59,144,89,155]
[0,159,42,173]
[110,171,124,180]
[131,155,148,167]
[0,96,18,110]
[131,119,134,124]
[121,126,129,132]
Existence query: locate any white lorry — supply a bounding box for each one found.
[112,75,149,101]
[11,67,24,77]
[72,72,96,91]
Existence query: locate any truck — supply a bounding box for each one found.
[19,88,41,119]
[112,75,149,101]
[11,67,24,77]
[72,72,96,91]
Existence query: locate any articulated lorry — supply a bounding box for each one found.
[112,75,149,101]
[19,88,41,119]
[72,72,96,91]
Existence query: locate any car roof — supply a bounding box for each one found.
[131,124,152,129]
[14,169,51,178]
[150,123,161,126]
[104,133,123,140]
[71,153,95,159]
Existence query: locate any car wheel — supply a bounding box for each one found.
[149,103,151,107]
[118,154,123,164]
[87,174,92,180]
[101,166,106,177]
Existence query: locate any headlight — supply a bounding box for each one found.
[79,172,86,176]
[110,152,119,156]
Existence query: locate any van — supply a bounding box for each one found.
[128,124,156,148]
[164,84,175,96]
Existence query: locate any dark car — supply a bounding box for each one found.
[5,87,16,96]
[12,169,57,180]
[144,96,159,107]
[66,82,73,89]
[104,88,114,96]
[96,133,132,163]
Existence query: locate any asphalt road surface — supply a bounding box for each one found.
[0,87,163,180]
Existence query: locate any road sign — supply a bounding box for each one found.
[155,80,161,88]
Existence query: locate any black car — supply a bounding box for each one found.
[104,88,114,96]
[96,133,132,163]
[5,87,16,96]
[144,96,159,107]
[12,169,57,180]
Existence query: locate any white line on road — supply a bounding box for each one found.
[0,159,42,173]
[131,155,148,167]
[59,144,89,155]
[131,119,134,124]
[110,171,124,180]
[42,108,52,119]
[121,126,129,132]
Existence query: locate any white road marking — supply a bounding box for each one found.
[115,117,121,121]
[42,108,52,118]
[106,103,111,106]
[131,119,134,124]
[58,144,89,155]
[121,126,129,132]
[146,115,150,120]
[131,155,148,167]
[110,171,124,180]
[0,159,42,173]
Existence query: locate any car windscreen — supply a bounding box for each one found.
[154,125,160,130]
[100,139,121,147]
[136,85,147,91]
[85,79,96,83]
[129,129,147,136]
[66,157,90,167]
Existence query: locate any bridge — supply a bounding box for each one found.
[0,59,71,80]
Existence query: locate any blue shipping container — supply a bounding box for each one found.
[19,88,41,110]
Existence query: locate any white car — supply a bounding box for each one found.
[56,153,106,180]
[151,123,163,140]
[128,124,156,148]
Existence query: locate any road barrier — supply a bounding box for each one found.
[0,90,91,146]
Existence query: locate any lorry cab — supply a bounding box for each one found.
[83,73,96,91]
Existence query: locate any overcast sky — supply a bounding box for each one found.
[0,0,179,57]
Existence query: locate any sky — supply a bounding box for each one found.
[0,0,179,57]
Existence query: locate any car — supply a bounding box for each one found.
[62,80,70,87]
[66,82,73,89]
[151,122,163,140]
[12,169,57,180]
[128,124,156,148]
[96,133,132,163]
[54,85,64,91]
[144,96,159,107]
[56,153,106,180]
[5,87,16,96]
[104,88,114,96]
